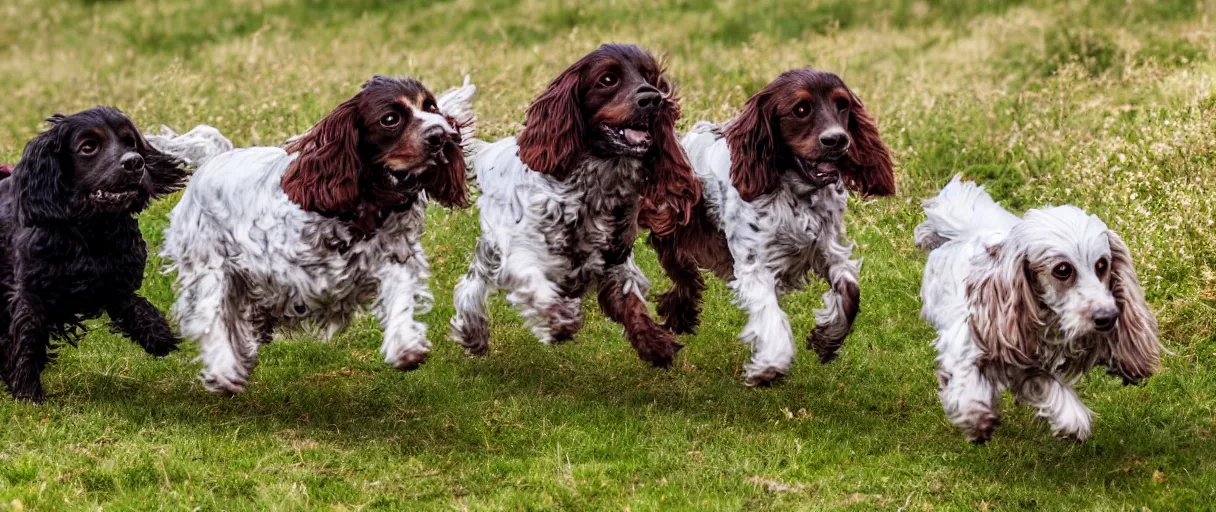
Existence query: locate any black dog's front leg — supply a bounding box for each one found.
[108,294,180,358]
[6,292,50,402]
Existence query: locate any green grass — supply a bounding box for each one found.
[2,0,1215,509]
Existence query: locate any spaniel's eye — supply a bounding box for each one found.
[1052,262,1074,281]
[1095,258,1109,276]
[424,100,439,114]
[793,100,812,118]
[597,73,619,88]
[380,113,401,128]
[834,97,850,113]
[122,134,137,148]
[78,140,99,156]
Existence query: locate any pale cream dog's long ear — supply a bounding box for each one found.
[967,242,1043,370]
[1105,231,1162,384]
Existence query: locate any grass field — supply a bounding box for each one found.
[1,0,1215,509]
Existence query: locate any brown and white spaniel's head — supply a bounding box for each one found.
[516,43,701,237]
[725,68,895,201]
[282,75,469,223]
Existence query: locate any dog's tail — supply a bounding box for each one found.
[914,174,1019,250]
[147,125,234,170]
[437,75,486,179]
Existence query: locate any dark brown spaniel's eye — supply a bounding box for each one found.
[834,97,850,113]
[380,113,401,128]
[1095,258,1109,277]
[597,73,618,88]
[424,99,439,114]
[1052,262,1074,281]
[78,139,99,156]
[793,100,812,118]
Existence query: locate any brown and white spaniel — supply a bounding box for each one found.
[450,43,701,367]
[649,68,895,385]
[162,76,475,393]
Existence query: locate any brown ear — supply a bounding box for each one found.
[842,91,895,197]
[724,92,778,202]
[282,97,362,215]
[517,69,583,178]
[1105,231,1161,384]
[421,134,470,209]
[967,245,1043,370]
[638,88,701,237]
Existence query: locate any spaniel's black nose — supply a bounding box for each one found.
[121,153,145,173]
[424,128,448,151]
[819,131,849,149]
[634,86,662,110]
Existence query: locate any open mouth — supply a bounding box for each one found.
[793,159,840,187]
[89,189,140,205]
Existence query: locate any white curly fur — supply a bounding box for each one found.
[160,84,475,394]
[917,175,1161,443]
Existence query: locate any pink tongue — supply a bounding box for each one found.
[623,128,650,145]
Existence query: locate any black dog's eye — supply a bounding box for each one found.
[597,73,619,88]
[122,134,137,148]
[834,97,850,113]
[1052,262,1074,281]
[1095,258,1109,277]
[793,100,812,118]
[78,140,99,156]
[380,113,401,128]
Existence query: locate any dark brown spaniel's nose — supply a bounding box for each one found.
[1093,309,1118,332]
[121,153,145,173]
[634,86,662,110]
[424,128,448,152]
[819,130,849,150]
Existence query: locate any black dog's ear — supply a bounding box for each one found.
[135,129,189,197]
[13,124,72,223]
[44,114,67,125]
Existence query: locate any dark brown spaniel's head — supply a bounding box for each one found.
[725,68,895,201]
[282,75,469,221]
[11,106,187,223]
[517,43,700,236]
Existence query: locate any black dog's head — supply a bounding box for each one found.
[12,106,188,223]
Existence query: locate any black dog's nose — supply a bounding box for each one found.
[634,86,662,110]
[121,153,144,173]
[819,130,849,149]
[1093,309,1118,332]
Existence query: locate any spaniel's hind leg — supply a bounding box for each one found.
[598,259,682,368]
[1016,375,1092,443]
[650,233,705,335]
[730,266,795,386]
[806,229,861,364]
[5,291,50,401]
[175,270,261,394]
[450,239,500,356]
[936,331,1002,443]
[108,294,180,358]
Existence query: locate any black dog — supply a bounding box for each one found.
[0,107,188,401]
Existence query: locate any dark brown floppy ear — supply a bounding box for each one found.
[517,68,583,179]
[967,245,1043,370]
[842,91,895,197]
[282,97,362,215]
[420,130,470,209]
[724,92,778,202]
[638,85,701,237]
[1104,231,1161,385]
